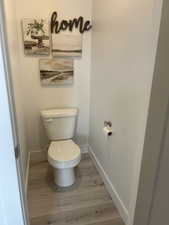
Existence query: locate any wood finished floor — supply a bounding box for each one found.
[28,153,125,225]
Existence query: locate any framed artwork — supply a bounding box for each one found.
[22,19,50,56]
[40,58,74,85]
[52,33,82,57]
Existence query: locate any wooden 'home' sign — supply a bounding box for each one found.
[51,11,92,34]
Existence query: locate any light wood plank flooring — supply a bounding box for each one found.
[28,152,125,225]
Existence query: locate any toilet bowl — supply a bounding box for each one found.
[41,108,81,187]
[48,140,81,187]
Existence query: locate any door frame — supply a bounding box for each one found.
[0,29,26,225]
[0,1,29,225]
[133,0,169,224]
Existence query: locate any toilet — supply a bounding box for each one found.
[41,108,81,187]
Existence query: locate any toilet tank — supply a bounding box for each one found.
[41,108,78,141]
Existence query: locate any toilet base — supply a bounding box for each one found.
[54,167,75,187]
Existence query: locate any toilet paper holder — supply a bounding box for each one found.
[103,121,113,136]
[104,121,112,127]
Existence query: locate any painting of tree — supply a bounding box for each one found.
[22,19,50,56]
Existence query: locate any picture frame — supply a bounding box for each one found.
[22,19,50,56]
[40,58,74,85]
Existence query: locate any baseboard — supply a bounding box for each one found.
[79,144,89,153]
[88,146,129,225]
[29,144,88,165]
[29,143,89,154]
[25,151,30,194]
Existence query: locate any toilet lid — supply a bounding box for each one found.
[48,140,81,162]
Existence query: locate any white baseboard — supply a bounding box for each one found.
[29,149,46,153]
[88,146,129,225]
[25,152,30,194]
[80,144,89,153]
[29,143,89,154]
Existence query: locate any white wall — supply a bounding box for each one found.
[14,0,92,151]
[90,0,162,224]
[3,0,28,180]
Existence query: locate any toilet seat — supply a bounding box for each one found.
[48,140,81,169]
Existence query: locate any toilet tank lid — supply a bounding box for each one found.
[41,108,78,119]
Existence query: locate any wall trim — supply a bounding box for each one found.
[25,151,30,194]
[29,143,89,154]
[29,149,46,153]
[28,144,89,166]
[88,146,129,225]
[80,144,89,153]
